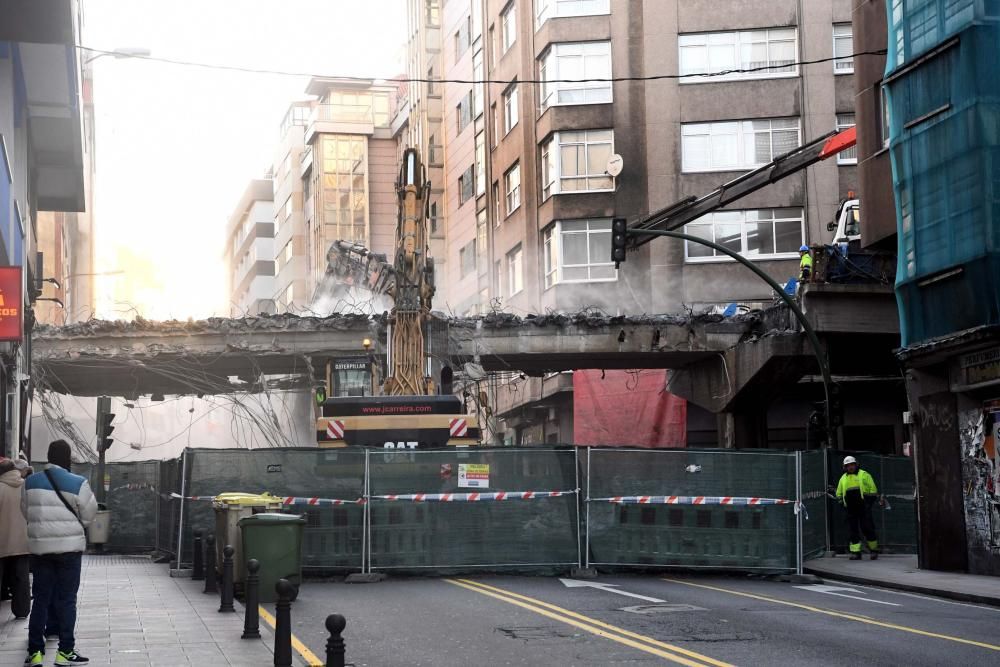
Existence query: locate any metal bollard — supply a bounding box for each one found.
[241,559,261,639]
[204,533,218,594]
[192,530,204,581]
[273,579,294,667]
[219,545,236,613]
[325,614,346,667]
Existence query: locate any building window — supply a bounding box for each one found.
[492,181,501,224]
[283,284,294,308]
[489,25,497,67]
[541,129,614,199]
[679,28,797,82]
[320,134,368,244]
[535,0,610,27]
[475,132,486,196]
[427,66,436,95]
[459,165,475,205]
[457,90,473,134]
[501,2,516,54]
[284,195,293,220]
[539,41,612,110]
[503,82,519,134]
[495,260,503,297]
[429,201,439,235]
[835,113,857,164]
[833,23,854,74]
[681,118,801,172]
[455,14,471,61]
[507,244,523,296]
[879,83,891,148]
[504,162,521,216]
[684,208,804,262]
[472,50,484,118]
[426,0,440,26]
[459,239,477,277]
[542,219,616,287]
[490,103,499,147]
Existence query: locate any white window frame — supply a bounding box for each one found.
[535,0,610,28]
[678,28,798,83]
[539,41,613,111]
[683,209,805,263]
[501,2,516,54]
[475,131,486,196]
[833,23,854,74]
[507,244,523,296]
[880,83,891,149]
[681,118,802,173]
[835,113,857,165]
[503,82,519,134]
[541,129,615,200]
[504,163,521,216]
[542,219,617,287]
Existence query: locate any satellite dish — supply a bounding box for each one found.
[606,153,624,177]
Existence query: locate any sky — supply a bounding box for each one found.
[82,0,407,320]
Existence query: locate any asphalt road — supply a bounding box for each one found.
[276,573,1000,666]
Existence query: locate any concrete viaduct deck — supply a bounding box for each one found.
[31,312,753,397]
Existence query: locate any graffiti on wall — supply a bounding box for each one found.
[959,402,1000,552]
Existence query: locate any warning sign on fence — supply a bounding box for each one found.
[458,463,490,488]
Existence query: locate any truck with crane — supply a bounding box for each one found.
[313,148,481,449]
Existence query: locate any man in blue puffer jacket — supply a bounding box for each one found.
[23,440,97,666]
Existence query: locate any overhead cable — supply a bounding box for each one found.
[75,44,887,85]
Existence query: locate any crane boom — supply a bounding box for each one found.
[626,126,857,250]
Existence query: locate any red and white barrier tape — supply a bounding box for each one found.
[375,490,577,502]
[168,493,363,506]
[592,495,808,519]
[592,495,793,506]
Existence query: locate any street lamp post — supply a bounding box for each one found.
[631,228,839,449]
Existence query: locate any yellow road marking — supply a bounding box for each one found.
[258,605,324,666]
[662,578,1000,652]
[447,578,733,667]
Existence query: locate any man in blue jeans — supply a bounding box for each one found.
[23,440,97,666]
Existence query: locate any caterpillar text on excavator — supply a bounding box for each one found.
[314,148,481,449]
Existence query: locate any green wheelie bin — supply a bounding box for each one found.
[238,513,306,602]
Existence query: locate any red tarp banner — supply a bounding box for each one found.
[573,369,686,447]
[0,266,22,342]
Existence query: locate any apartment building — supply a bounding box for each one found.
[1,0,88,458]
[406,0,859,444]
[224,178,275,317]
[272,101,311,312]
[271,80,401,315]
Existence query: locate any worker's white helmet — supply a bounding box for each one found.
[843,456,858,466]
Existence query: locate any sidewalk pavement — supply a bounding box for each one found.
[0,555,291,667]
[805,554,1000,607]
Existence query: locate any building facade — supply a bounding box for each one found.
[0,0,88,459]
[272,80,401,315]
[406,0,860,444]
[225,178,275,317]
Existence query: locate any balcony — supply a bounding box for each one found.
[305,104,375,142]
[300,145,314,176]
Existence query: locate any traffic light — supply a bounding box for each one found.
[611,218,628,266]
[315,384,327,405]
[98,412,115,452]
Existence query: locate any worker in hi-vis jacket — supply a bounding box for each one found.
[835,455,881,560]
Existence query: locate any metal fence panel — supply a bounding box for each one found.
[801,449,828,560]
[367,448,579,573]
[586,448,798,571]
[181,448,366,571]
[826,450,918,553]
[157,457,182,555]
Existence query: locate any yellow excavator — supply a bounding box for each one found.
[314,148,481,449]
